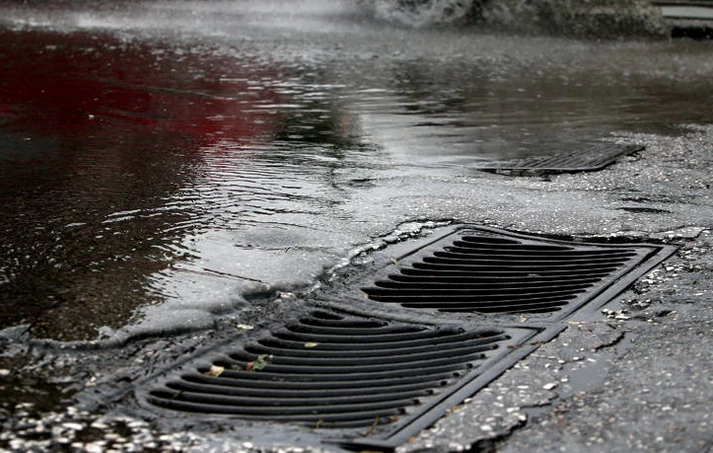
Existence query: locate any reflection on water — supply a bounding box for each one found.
[0,1,712,340]
[0,24,379,340]
[0,29,280,339]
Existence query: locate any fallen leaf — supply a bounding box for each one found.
[246,354,271,372]
[304,342,319,348]
[204,365,225,377]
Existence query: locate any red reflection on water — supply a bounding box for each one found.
[0,28,283,340]
[0,29,280,153]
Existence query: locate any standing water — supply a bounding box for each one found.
[0,0,712,340]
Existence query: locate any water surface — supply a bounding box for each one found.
[1,0,712,340]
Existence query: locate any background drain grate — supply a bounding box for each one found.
[360,226,675,318]
[475,143,642,175]
[140,309,559,448]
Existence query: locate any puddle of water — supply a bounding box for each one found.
[1,2,712,341]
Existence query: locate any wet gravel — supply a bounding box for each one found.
[0,405,335,452]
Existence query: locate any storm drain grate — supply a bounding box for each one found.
[475,143,642,175]
[359,226,675,318]
[134,225,676,450]
[140,309,560,448]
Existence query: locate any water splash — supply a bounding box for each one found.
[476,0,666,37]
[358,0,666,36]
[359,0,475,27]
[0,0,666,37]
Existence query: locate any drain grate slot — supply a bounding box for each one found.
[141,309,544,434]
[360,226,674,317]
[475,143,642,175]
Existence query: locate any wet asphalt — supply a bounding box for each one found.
[2,112,712,453]
[1,1,713,452]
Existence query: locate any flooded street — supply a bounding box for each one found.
[1,1,713,452]
[2,0,712,341]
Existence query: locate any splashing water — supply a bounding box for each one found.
[358,0,665,36]
[475,0,666,37]
[0,0,666,37]
[359,0,476,27]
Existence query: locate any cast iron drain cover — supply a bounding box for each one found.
[358,226,675,318]
[138,308,561,450]
[475,143,642,175]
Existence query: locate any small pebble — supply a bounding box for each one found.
[86,442,104,453]
[63,422,84,431]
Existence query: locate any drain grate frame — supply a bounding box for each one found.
[336,225,677,321]
[136,307,563,450]
[474,143,643,176]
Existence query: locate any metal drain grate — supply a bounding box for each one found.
[360,226,675,317]
[147,311,509,426]
[132,225,676,451]
[475,143,642,175]
[140,309,559,448]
